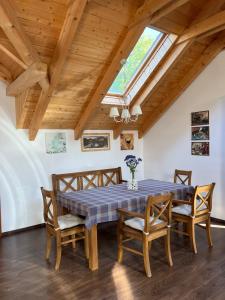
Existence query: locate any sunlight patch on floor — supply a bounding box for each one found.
[112,263,134,300]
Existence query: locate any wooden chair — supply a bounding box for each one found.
[41,187,89,270]
[172,183,215,254]
[174,169,192,185]
[117,193,173,278]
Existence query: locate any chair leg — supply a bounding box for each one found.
[45,231,52,260]
[84,229,89,259]
[206,217,213,248]
[165,229,173,267]
[117,230,123,263]
[71,234,76,249]
[189,220,197,254]
[143,237,151,278]
[55,233,62,271]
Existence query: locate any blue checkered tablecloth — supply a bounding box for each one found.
[57,179,194,229]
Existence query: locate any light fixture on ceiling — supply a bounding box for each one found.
[109,59,142,123]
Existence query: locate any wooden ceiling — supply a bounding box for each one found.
[1,0,225,140]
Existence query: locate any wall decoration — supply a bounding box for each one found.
[191,142,209,156]
[191,126,209,140]
[191,110,209,126]
[45,132,66,154]
[81,133,110,152]
[120,133,134,150]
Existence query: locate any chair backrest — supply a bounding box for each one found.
[41,187,59,229]
[52,167,123,193]
[191,183,215,217]
[144,193,172,234]
[174,169,192,185]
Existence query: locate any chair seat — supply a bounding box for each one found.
[172,200,207,216]
[58,214,85,230]
[124,217,163,231]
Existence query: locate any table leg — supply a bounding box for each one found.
[88,224,98,271]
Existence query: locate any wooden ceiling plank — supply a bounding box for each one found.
[0,63,12,84]
[178,10,225,43]
[0,43,27,70]
[74,0,181,140]
[6,62,48,96]
[29,0,88,141]
[140,32,225,137]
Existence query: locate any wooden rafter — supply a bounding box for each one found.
[0,43,27,70]
[130,0,190,30]
[74,0,182,140]
[0,63,12,84]
[28,0,88,141]
[7,62,48,96]
[178,10,225,43]
[139,32,225,137]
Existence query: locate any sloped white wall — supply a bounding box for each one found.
[0,82,144,232]
[144,51,225,220]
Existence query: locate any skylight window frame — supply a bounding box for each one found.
[102,31,177,106]
[123,32,167,99]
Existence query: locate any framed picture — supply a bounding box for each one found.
[191,142,209,156]
[120,133,134,150]
[81,133,110,152]
[191,126,209,140]
[191,110,209,126]
[45,132,66,154]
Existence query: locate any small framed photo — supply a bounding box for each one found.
[191,126,209,140]
[191,111,209,126]
[81,133,110,152]
[45,132,67,154]
[191,142,209,156]
[120,133,134,150]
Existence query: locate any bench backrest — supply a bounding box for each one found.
[52,167,123,193]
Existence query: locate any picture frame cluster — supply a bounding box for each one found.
[191,110,209,156]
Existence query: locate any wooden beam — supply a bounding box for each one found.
[178,10,225,44]
[0,64,12,84]
[74,0,180,140]
[29,0,88,141]
[130,0,190,30]
[0,43,27,69]
[6,62,48,96]
[15,89,30,128]
[140,33,225,137]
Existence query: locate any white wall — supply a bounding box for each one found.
[144,51,225,220]
[0,82,143,232]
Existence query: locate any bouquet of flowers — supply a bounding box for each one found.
[124,155,142,181]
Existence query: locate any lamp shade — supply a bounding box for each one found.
[110,107,120,118]
[131,105,142,116]
[121,108,130,119]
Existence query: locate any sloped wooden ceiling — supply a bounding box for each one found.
[1,0,225,140]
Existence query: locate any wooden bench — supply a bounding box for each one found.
[52,167,125,194]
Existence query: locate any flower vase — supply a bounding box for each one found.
[127,172,138,191]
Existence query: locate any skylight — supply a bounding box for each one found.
[108,27,163,95]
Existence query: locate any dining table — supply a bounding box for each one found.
[57,179,194,271]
